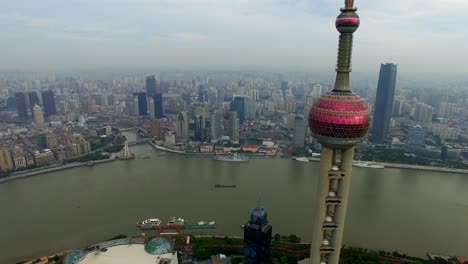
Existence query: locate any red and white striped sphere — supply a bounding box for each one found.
[308,92,370,148]
[336,12,360,33]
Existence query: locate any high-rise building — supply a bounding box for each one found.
[175,112,189,142]
[133,92,148,116]
[210,110,222,142]
[194,115,203,142]
[41,90,57,117]
[28,91,40,115]
[0,148,14,172]
[153,94,164,118]
[230,111,240,144]
[230,96,245,124]
[414,102,433,123]
[294,116,307,149]
[146,75,157,96]
[148,97,155,119]
[243,202,272,264]
[308,1,370,264]
[15,92,28,118]
[406,125,426,150]
[371,63,397,144]
[32,104,45,125]
[149,119,162,140]
[281,81,288,98]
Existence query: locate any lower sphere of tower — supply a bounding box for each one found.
[308,92,369,147]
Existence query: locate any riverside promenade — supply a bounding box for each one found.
[0,155,117,184]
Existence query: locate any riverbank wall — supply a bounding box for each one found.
[0,157,116,184]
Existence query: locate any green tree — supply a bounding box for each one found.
[274,233,281,241]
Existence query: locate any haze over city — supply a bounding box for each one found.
[1,0,467,75]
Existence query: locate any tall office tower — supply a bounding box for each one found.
[210,110,222,142]
[230,96,245,124]
[243,203,272,264]
[148,97,155,119]
[153,94,164,118]
[312,84,323,98]
[198,85,205,102]
[0,148,14,172]
[133,92,148,116]
[230,111,240,144]
[41,90,57,117]
[371,63,397,144]
[32,104,45,125]
[15,92,28,118]
[194,115,203,142]
[392,98,404,116]
[281,81,288,98]
[175,112,189,142]
[28,91,40,115]
[146,75,157,96]
[308,1,370,263]
[294,116,307,149]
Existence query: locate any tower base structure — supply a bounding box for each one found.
[310,146,355,264]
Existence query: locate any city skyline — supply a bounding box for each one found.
[1,1,467,75]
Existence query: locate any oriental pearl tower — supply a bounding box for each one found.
[308,1,370,264]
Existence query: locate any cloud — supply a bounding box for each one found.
[0,0,466,75]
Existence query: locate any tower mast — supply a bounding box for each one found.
[308,1,370,263]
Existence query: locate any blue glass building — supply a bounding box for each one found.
[243,203,272,264]
[15,92,28,118]
[41,90,57,117]
[371,63,397,144]
[230,96,245,124]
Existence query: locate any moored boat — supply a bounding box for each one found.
[213,153,249,162]
[292,157,309,162]
[353,161,385,169]
[136,218,162,229]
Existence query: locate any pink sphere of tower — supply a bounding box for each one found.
[336,12,360,33]
[308,92,369,148]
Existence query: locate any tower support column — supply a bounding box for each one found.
[310,146,334,263]
[329,146,355,264]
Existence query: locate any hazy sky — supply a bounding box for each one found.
[1,0,467,75]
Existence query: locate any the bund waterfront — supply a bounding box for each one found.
[1,143,468,263]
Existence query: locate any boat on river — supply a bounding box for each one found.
[353,161,385,169]
[213,153,249,162]
[292,157,309,162]
[215,184,237,188]
[136,218,162,229]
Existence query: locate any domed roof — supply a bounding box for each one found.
[145,237,173,255]
[336,12,360,33]
[308,92,369,148]
[63,249,86,264]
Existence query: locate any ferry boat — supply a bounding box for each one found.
[353,161,385,169]
[292,157,309,162]
[212,153,249,162]
[215,184,237,188]
[136,218,162,229]
[197,220,216,226]
[167,217,187,225]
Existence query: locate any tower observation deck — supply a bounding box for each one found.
[308,1,370,264]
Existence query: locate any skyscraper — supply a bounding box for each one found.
[230,111,240,144]
[146,75,157,96]
[176,112,189,142]
[148,97,155,119]
[230,96,245,124]
[133,92,148,116]
[210,110,222,142]
[371,63,398,144]
[32,104,45,125]
[308,1,370,264]
[28,91,40,115]
[194,115,203,142]
[153,94,164,118]
[41,90,57,117]
[243,203,272,264]
[15,92,28,118]
[294,116,307,149]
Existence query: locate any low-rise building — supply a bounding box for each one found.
[33,149,55,166]
[200,143,214,153]
[0,147,14,172]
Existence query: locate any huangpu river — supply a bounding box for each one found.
[1,141,468,262]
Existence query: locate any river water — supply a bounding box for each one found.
[1,141,468,263]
